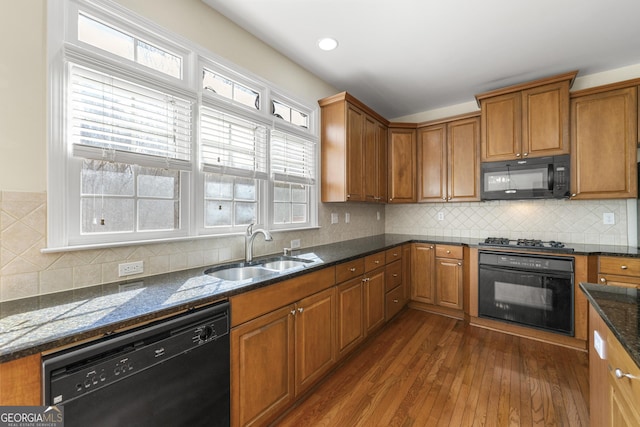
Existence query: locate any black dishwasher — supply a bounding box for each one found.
[43,301,230,427]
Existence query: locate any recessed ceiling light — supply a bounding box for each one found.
[318,37,338,51]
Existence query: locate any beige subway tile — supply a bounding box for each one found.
[40,268,73,294]
[73,264,103,288]
[1,272,39,301]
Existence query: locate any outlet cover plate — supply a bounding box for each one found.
[119,261,144,277]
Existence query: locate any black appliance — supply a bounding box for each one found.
[480,237,574,253]
[43,301,230,427]
[481,154,570,200]
[478,251,574,336]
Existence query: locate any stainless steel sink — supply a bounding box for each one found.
[205,265,274,281]
[260,259,310,271]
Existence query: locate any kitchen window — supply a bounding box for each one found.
[47,0,318,250]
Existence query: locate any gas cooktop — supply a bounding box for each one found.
[479,237,575,253]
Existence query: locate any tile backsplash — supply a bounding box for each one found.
[0,191,384,302]
[385,199,631,245]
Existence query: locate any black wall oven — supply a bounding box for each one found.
[43,301,230,427]
[478,251,574,336]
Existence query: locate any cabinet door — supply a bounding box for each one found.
[417,124,447,202]
[448,117,480,201]
[231,305,295,427]
[0,354,41,405]
[571,87,638,199]
[376,121,388,203]
[402,244,412,305]
[364,267,386,335]
[336,277,364,359]
[346,104,365,201]
[589,304,610,427]
[411,244,435,304]
[436,258,463,310]
[364,115,378,202]
[295,287,336,396]
[388,128,416,203]
[522,80,570,157]
[481,92,522,161]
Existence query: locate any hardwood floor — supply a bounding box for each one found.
[274,309,589,426]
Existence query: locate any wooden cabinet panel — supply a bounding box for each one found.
[231,305,295,427]
[597,274,640,288]
[385,259,402,292]
[363,117,388,203]
[435,258,463,310]
[522,80,570,157]
[385,247,402,264]
[481,92,521,161]
[385,285,404,320]
[364,251,385,272]
[411,244,435,304]
[295,288,336,396]
[417,124,446,201]
[364,268,386,335]
[0,354,41,405]
[388,127,416,203]
[607,325,640,426]
[599,256,640,277]
[402,244,412,304]
[435,244,463,259]
[571,86,637,199]
[336,277,364,359]
[448,117,481,201]
[588,304,610,427]
[336,258,365,283]
[346,105,365,201]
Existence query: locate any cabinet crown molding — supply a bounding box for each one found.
[474,70,578,106]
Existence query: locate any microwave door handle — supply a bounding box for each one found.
[548,164,554,191]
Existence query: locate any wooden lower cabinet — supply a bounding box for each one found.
[231,287,336,427]
[336,277,364,359]
[435,257,463,310]
[364,267,386,335]
[0,354,42,405]
[411,243,435,304]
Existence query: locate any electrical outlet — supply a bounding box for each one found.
[331,213,339,224]
[376,211,381,221]
[119,261,144,277]
[290,239,301,249]
[345,212,350,224]
[437,212,444,221]
[603,212,615,225]
[593,330,605,360]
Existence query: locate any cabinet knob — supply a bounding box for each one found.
[446,250,451,254]
[347,194,351,198]
[375,260,380,264]
[298,307,304,313]
[362,277,370,282]
[621,265,628,270]
[389,198,393,201]
[430,246,434,249]
[571,193,577,197]
[393,299,399,303]
[349,267,356,272]
[447,197,451,201]
[600,277,607,283]
[291,309,297,316]
[457,262,462,266]
[393,274,398,277]
[515,153,521,157]
[615,368,638,380]
[442,197,446,200]
[393,253,398,257]
[523,152,528,157]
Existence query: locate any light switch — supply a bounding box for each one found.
[593,330,605,360]
[331,213,338,224]
[603,212,615,225]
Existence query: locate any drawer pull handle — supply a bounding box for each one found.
[393,274,398,277]
[446,250,451,254]
[375,260,380,264]
[621,265,628,270]
[600,277,607,283]
[393,253,398,257]
[349,267,356,272]
[393,299,399,303]
[615,368,638,380]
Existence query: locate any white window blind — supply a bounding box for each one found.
[69,64,193,170]
[200,106,268,179]
[270,130,316,185]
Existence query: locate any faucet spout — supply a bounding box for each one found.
[245,223,273,263]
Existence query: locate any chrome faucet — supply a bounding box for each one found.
[245,223,273,263]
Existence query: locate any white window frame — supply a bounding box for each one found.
[47,0,318,251]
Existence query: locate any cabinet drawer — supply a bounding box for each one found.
[435,245,463,259]
[385,286,404,320]
[597,273,640,288]
[365,252,386,272]
[599,256,640,277]
[385,260,402,292]
[385,247,402,264]
[336,258,365,283]
[607,332,640,409]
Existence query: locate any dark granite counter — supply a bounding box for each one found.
[0,234,469,363]
[580,282,640,369]
[2,232,639,364]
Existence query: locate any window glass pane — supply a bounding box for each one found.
[81,161,134,196]
[274,182,291,202]
[205,201,232,227]
[272,100,290,121]
[291,110,309,128]
[138,200,178,230]
[137,40,181,79]
[234,178,256,201]
[205,174,234,199]
[235,202,257,225]
[81,198,134,233]
[272,100,309,129]
[138,168,178,198]
[292,204,307,223]
[274,203,291,224]
[202,68,259,110]
[291,184,307,203]
[78,13,134,60]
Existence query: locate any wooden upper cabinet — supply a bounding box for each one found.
[476,71,576,162]
[319,92,388,203]
[417,115,480,203]
[570,85,638,199]
[388,125,417,203]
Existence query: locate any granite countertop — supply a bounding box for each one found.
[2,233,639,364]
[580,282,640,369]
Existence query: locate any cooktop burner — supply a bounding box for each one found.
[480,237,574,253]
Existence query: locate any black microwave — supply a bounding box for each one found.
[481,155,570,200]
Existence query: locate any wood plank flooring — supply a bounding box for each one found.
[274,309,589,426]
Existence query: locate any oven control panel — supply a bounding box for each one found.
[479,251,574,273]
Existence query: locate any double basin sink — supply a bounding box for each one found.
[204,256,314,282]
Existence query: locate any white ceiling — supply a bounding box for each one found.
[203,0,640,119]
